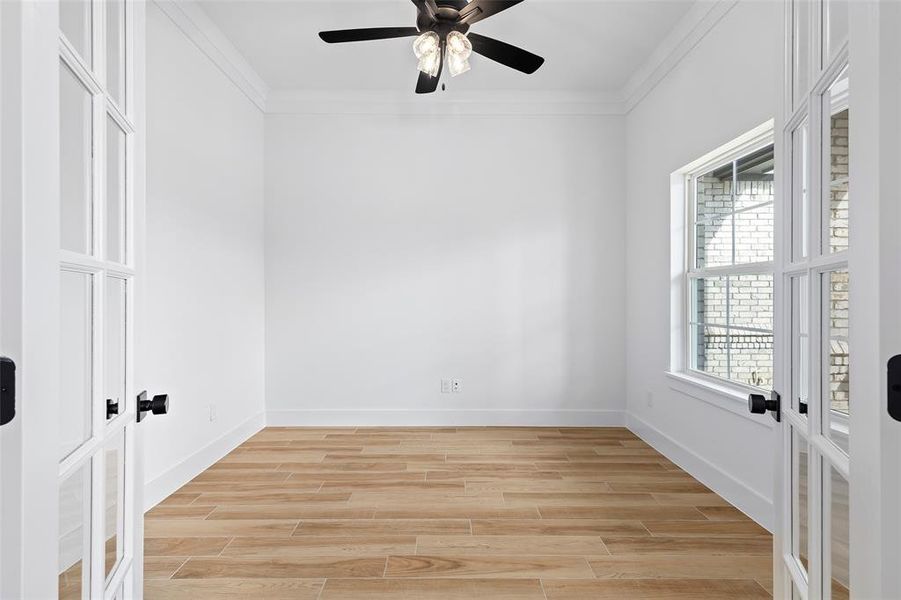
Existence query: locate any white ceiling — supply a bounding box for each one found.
[197,0,696,93]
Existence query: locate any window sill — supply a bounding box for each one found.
[664,371,776,429]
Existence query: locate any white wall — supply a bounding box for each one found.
[264,113,626,425]
[143,2,265,508]
[624,0,781,528]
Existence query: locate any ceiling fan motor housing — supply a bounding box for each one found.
[417,0,471,33]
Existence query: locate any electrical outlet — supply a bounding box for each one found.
[646,391,654,408]
[452,379,463,393]
[441,379,452,393]
[209,404,217,422]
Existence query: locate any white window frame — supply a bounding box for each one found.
[670,121,776,396]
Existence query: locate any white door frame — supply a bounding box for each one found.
[849,2,901,597]
[1,0,147,597]
[0,1,62,597]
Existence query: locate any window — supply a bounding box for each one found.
[683,134,775,389]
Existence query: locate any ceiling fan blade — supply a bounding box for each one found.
[458,0,524,25]
[468,32,544,74]
[415,46,444,94]
[319,27,420,43]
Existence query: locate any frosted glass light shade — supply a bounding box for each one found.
[446,31,472,59]
[447,53,470,77]
[418,49,441,77]
[413,31,440,58]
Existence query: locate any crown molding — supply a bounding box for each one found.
[153,0,270,111]
[155,0,736,117]
[620,0,738,114]
[266,89,624,116]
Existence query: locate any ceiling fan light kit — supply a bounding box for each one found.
[318,0,545,94]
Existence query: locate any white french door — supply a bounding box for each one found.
[1,0,147,598]
[773,1,901,598]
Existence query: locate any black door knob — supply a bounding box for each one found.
[137,391,169,422]
[106,398,120,420]
[748,391,781,422]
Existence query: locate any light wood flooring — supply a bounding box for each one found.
[144,427,773,599]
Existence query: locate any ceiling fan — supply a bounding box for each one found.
[318,0,545,94]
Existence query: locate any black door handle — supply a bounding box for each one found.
[1,357,15,427]
[137,390,169,423]
[749,391,781,422]
[889,355,901,422]
[106,398,120,420]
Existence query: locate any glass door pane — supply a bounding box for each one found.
[60,271,94,459]
[59,0,92,64]
[106,0,126,107]
[60,60,93,255]
[58,463,91,599]
[104,277,126,419]
[824,68,849,255]
[823,269,849,453]
[791,427,810,575]
[826,465,850,599]
[791,120,809,261]
[791,274,810,415]
[105,117,126,263]
[824,0,849,64]
[104,431,125,580]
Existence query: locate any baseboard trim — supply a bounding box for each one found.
[266,409,625,428]
[626,411,774,532]
[143,412,265,511]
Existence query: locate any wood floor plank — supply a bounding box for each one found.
[144,557,189,580]
[144,537,232,557]
[607,481,712,493]
[222,536,418,557]
[320,481,463,492]
[277,462,409,473]
[464,480,611,494]
[537,505,707,520]
[603,536,773,556]
[193,492,350,506]
[145,519,299,538]
[294,519,470,536]
[319,578,546,599]
[385,554,594,579]
[697,506,755,521]
[542,578,771,599]
[145,579,324,600]
[180,481,324,494]
[642,520,770,538]
[416,535,609,556]
[651,493,732,507]
[173,557,387,579]
[426,470,562,481]
[146,427,773,597]
[372,507,541,520]
[588,555,772,580]
[145,505,215,520]
[289,472,426,483]
[504,492,658,507]
[191,471,292,483]
[206,505,376,520]
[470,519,648,537]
